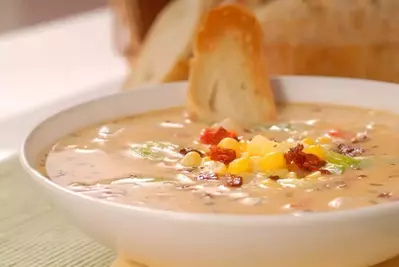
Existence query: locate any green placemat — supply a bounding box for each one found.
[0,156,115,267]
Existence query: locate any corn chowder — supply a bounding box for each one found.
[38,104,399,215]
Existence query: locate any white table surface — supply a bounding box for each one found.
[0,8,127,160]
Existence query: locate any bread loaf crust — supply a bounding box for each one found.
[187,4,276,126]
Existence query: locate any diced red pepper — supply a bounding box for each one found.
[199,127,237,145]
[207,145,237,164]
[327,129,344,138]
[327,129,356,140]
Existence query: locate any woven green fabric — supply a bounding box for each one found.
[0,156,114,267]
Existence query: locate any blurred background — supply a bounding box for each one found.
[0,0,106,33]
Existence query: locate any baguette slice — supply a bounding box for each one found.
[187,4,276,126]
[122,0,221,90]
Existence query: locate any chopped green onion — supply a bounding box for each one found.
[131,141,180,161]
[326,151,361,167]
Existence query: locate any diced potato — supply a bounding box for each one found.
[278,141,295,152]
[247,135,279,156]
[255,152,287,172]
[228,157,251,174]
[317,136,333,144]
[215,163,228,175]
[203,160,227,175]
[218,137,240,156]
[239,140,248,153]
[303,145,327,160]
[202,156,211,164]
[180,151,202,167]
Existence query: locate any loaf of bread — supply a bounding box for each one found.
[255,0,399,82]
[187,4,276,126]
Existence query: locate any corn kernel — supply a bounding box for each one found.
[202,156,211,164]
[215,163,228,175]
[218,137,240,156]
[302,137,315,146]
[317,136,333,144]
[239,140,248,153]
[228,157,251,174]
[250,156,261,172]
[303,145,327,160]
[306,171,322,179]
[241,152,250,159]
[203,160,227,175]
[180,151,202,167]
[256,152,287,172]
[247,135,279,156]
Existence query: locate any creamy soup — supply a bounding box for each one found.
[38,104,399,215]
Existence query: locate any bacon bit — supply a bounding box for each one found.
[335,144,365,157]
[179,147,205,157]
[377,192,393,199]
[351,131,369,144]
[181,167,195,173]
[236,136,244,141]
[320,169,332,175]
[196,172,219,181]
[176,184,193,191]
[207,146,236,164]
[225,174,243,187]
[269,175,281,181]
[199,127,237,145]
[284,144,326,173]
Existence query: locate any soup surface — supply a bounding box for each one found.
[38,104,399,215]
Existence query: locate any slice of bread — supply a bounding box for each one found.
[187,4,277,127]
[122,0,222,90]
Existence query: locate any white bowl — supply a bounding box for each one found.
[20,76,399,267]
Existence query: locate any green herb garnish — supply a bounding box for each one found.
[131,141,180,161]
[326,151,361,167]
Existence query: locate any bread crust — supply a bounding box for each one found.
[187,4,276,126]
[122,0,222,91]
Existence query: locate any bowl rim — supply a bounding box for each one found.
[19,75,399,224]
